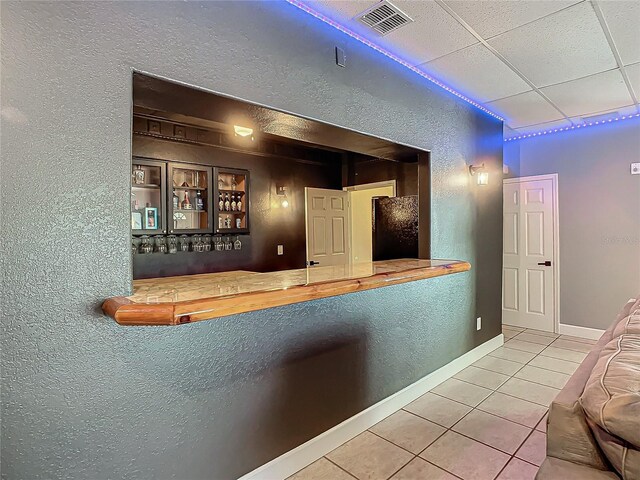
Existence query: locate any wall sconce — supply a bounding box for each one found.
[276,185,289,208]
[469,163,489,186]
[233,125,254,140]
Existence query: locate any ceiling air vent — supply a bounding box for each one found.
[356,1,413,36]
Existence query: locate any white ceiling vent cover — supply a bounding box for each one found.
[356,1,413,36]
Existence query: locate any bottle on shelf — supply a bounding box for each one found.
[224,193,230,212]
[235,217,242,229]
[236,194,242,212]
[218,215,224,230]
[230,193,237,212]
[195,190,204,210]
[173,190,179,209]
[182,191,192,209]
[218,192,224,211]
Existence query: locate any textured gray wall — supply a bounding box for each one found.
[1,2,502,479]
[506,122,640,330]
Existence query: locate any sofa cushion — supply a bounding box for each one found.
[612,309,640,339]
[536,457,620,480]
[588,417,640,480]
[580,334,640,479]
[616,297,639,323]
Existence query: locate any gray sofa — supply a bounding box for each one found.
[536,296,640,479]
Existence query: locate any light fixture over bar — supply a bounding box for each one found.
[284,0,504,122]
[233,125,254,137]
[505,113,640,142]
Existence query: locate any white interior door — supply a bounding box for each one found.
[305,187,350,267]
[503,176,557,332]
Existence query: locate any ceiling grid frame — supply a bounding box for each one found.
[291,0,640,138]
[434,0,575,126]
[590,0,640,111]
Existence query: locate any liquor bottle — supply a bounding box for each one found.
[235,217,242,229]
[173,190,179,209]
[230,193,237,212]
[234,236,242,250]
[236,195,242,212]
[218,192,224,211]
[182,191,192,209]
[224,193,230,212]
[218,215,224,229]
[196,190,204,210]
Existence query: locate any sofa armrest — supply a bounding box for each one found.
[546,350,611,470]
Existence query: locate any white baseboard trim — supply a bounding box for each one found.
[238,334,504,480]
[558,323,605,340]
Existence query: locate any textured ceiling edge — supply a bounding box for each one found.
[283,0,504,122]
[504,112,640,141]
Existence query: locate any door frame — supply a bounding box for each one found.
[503,173,560,333]
[343,180,397,263]
[343,180,397,195]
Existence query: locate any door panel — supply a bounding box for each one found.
[306,187,350,267]
[525,212,544,256]
[312,217,327,256]
[526,269,545,314]
[332,217,345,254]
[503,177,555,332]
[503,268,519,311]
[504,213,518,255]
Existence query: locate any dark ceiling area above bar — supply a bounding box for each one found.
[133,73,423,163]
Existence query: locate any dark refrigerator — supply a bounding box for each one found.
[372,195,419,260]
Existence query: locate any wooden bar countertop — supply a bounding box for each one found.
[102,258,471,326]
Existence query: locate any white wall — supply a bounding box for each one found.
[505,121,640,330]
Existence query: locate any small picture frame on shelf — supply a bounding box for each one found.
[144,207,158,229]
[131,211,143,230]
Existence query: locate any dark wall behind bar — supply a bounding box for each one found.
[132,129,342,278]
[349,157,419,196]
[2,2,502,479]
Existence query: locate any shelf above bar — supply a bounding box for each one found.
[103,259,470,326]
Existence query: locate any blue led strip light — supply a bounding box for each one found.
[505,113,640,142]
[284,0,504,122]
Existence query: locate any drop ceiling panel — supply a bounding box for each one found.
[424,43,531,102]
[541,69,633,117]
[377,1,478,64]
[488,2,617,87]
[487,90,564,128]
[513,117,572,133]
[309,0,376,20]
[626,62,640,99]
[569,103,639,125]
[444,0,581,39]
[598,0,640,66]
[309,0,478,64]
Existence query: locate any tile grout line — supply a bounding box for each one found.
[322,455,359,479]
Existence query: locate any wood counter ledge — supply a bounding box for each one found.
[102,259,471,326]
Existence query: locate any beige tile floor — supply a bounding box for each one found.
[289,325,597,480]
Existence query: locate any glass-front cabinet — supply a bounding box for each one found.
[168,163,213,234]
[214,167,250,234]
[131,158,167,235]
[130,160,249,247]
